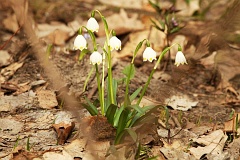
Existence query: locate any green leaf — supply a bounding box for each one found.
[134,41,143,57]
[115,127,138,145]
[122,64,135,80]
[106,104,118,125]
[170,26,181,34]
[184,0,190,5]
[130,87,142,102]
[124,94,131,108]
[26,137,30,151]
[78,48,88,61]
[81,97,99,115]
[126,104,144,115]
[101,16,109,32]
[148,0,162,13]
[131,105,158,127]
[106,78,118,107]
[114,129,125,145]
[116,109,129,136]
[125,128,138,142]
[159,20,166,31]
[83,66,94,92]
[114,106,124,127]
[81,103,98,116]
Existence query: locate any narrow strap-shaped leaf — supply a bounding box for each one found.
[81,103,98,116]
[122,64,135,80]
[125,128,138,142]
[116,109,129,136]
[106,104,118,125]
[131,105,159,127]
[130,87,142,102]
[126,104,144,115]
[114,105,124,127]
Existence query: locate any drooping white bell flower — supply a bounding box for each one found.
[143,47,157,62]
[174,51,187,67]
[86,17,99,32]
[90,51,102,65]
[109,36,121,51]
[73,35,87,51]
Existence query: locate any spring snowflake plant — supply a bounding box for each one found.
[73,10,187,144]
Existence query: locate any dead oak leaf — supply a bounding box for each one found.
[36,90,58,109]
[52,122,75,145]
[97,9,144,37]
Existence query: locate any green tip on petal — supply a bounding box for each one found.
[112,30,116,36]
[91,11,95,17]
[146,40,150,47]
[178,44,182,51]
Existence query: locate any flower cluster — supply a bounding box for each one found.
[73,17,121,65]
[73,17,187,67]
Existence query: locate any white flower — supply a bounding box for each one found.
[109,36,121,51]
[73,35,87,51]
[175,51,187,67]
[143,47,157,62]
[90,51,102,65]
[86,17,99,32]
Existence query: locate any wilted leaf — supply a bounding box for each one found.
[43,151,73,160]
[0,50,12,67]
[165,94,198,111]
[52,122,75,145]
[36,90,58,109]
[3,13,19,33]
[0,62,23,83]
[224,113,240,133]
[175,0,200,16]
[99,0,146,9]
[189,130,228,159]
[97,9,144,36]
[63,139,87,158]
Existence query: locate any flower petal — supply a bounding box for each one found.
[73,35,87,51]
[86,17,99,32]
[90,51,102,65]
[174,51,187,67]
[143,47,157,62]
[109,36,121,51]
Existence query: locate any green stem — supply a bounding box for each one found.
[137,43,179,105]
[107,46,115,104]
[124,63,134,107]
[137,68,156,105]
[94,10,114,105]
[101,51,105,114]
[95,64,103,114]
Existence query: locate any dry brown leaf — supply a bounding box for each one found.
[0,50,12,67]
[116,27,165,59]
[189,130,227,159]
[165,94,198,111]
[85,140,110,159]
[43,151,73,160]
[36,89,58,109]
[97,9,144,37]
[52,122,75,145]
[224,113,240,133]
[0,62,23,83]
[176,0,200,16]
[160,140,193,159]
[98,0,148,9]
[2,13,19,33]
[63,139,87,158]
[36,21,79,45]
